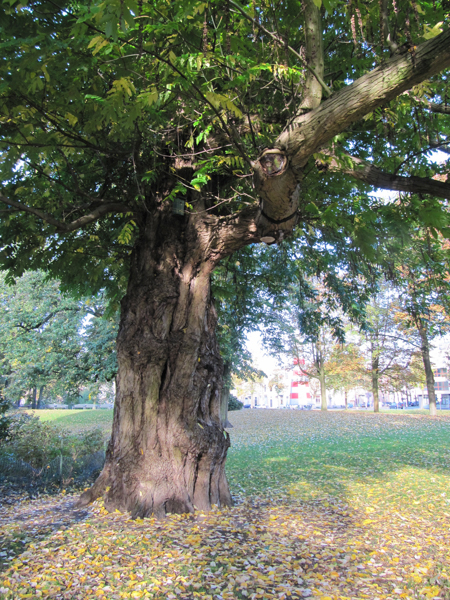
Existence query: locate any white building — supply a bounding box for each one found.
[415,367,450,409]
[238,360,314,409]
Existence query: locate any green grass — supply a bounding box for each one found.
[21,408,114,438]
[26,408,450,511]
[226,410,450,511]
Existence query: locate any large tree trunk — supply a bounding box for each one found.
[79,209,233,517]
[417,320,437,417]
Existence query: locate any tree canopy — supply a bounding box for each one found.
[1,0,450,287]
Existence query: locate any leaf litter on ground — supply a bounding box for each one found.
[1,410,450,600]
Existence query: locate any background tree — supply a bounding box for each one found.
[361,288,418,412]
[262,271,371,410]
[1,0,450,516]
[325,340,367,408]
[387,231,450,415]
[212,246,287,422]
[0,271,118,406]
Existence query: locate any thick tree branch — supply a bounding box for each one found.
[424,101,450,115]
[0,194,133,232]
[296,0,325,113]
[324,153,450,199]
[277,28,450,168]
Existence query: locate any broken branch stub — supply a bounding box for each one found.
[259,150,288,176]
[253,149,300,235]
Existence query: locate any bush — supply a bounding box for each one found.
[4,414,63,468]
[228,394,243,411]
[0,414,105,482]
[0,394,10,441]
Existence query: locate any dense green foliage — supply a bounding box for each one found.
[0,271,118,406]
[0,0,450,386]
[1,0,449,281]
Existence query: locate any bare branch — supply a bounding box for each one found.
[424,101,450,115]
[16,307,81,333]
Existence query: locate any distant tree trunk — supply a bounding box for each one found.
[31,387,37,410]
[344,389,348,409]
[372,352,380,413]
[220,362,233,428]
[319,369,327,411]
[79,206,235,517]
[417,320,437,416]
[37,385,45,409]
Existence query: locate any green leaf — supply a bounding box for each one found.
[423,22,443,39]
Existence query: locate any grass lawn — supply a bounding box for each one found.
[1,410,450,600]
[21,408,114,439]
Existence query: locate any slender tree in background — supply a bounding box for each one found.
[325,340,367,409]
[262,271,372,410]
[388,232,450,415]
[1,0,450,515]
[212,246,287,422]
[298,327,334,411]
[363,288,417,412]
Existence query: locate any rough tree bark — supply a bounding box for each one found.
[80,204,228,515]
[79,195,271,516]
